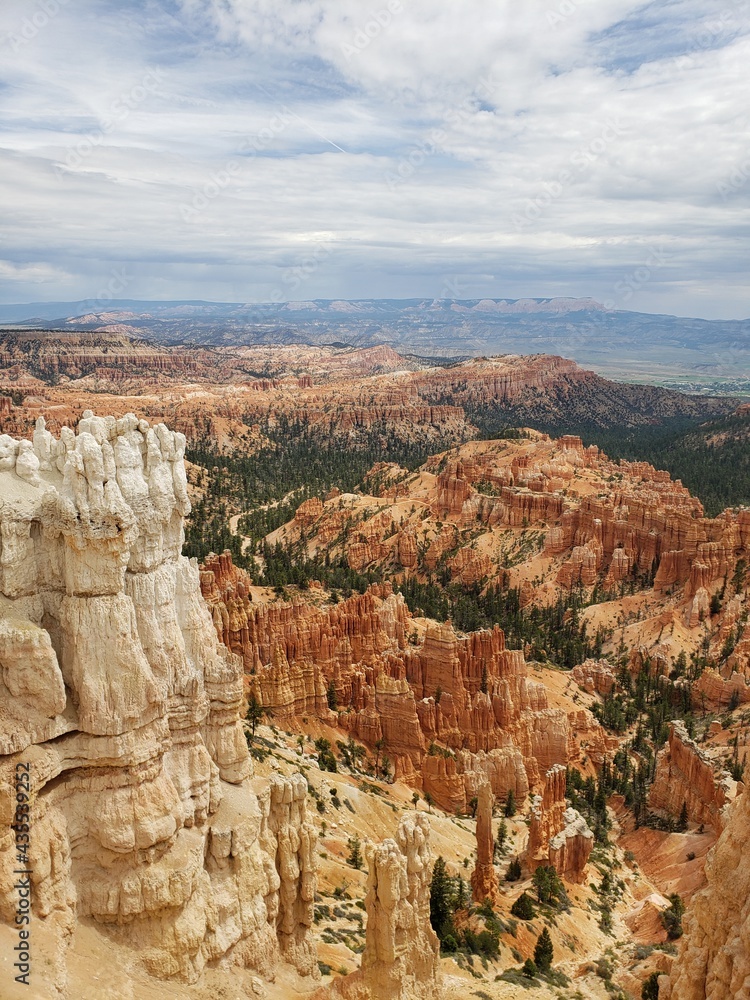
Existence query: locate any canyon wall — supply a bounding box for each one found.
[649,722,735,832]
[661,788,750,1000]
[0,414,317,996]
[200,552,586,807]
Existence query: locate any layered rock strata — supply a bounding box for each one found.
[319,814,442,1000]
[201,553,588,810]
[661,788,750,999]
[0,414,317,994]
[527,765,592,882]
[648,722,735,832]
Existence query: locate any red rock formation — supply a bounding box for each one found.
[199,552,587,807]
[572,659,617,696]
[285,434,749,610]
[648,721,735,832]
[471,782,499,903]
[548,809,594,883]
[397,526,418,570]
[528,765,567,862]
[527,764,593,882]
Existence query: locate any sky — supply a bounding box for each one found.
[0,0,748,318]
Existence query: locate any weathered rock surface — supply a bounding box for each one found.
[470,782,499,903]
[528,765,592,882]
[661,787,750,999]
[572,659,617,696]
[649,721,735,832]
[0,414,318,994]
[318,814,442,1000]
[201,553,580,810]
[548,808,594,883]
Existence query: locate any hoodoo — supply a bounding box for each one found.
[0,414,317,996]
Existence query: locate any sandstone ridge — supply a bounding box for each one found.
[201,553,609,805]
[661,786,749,999]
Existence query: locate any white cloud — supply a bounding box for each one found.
[0,0,747,317]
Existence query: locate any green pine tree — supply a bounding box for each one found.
[429,856,454,941]
[510,892,535,920]
[534,927,553,972]
[347,835,363,870]
[326,679,338,711]
[506,857,522,882]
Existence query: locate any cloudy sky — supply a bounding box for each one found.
[0,0,748,317]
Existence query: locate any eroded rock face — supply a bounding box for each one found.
[201,552,577,810]
[470,781,499,903]
[572,659,617,696]
[548,808,594,883]
[527,765,592,882]
[0,414,317,993]
[661,788,750,1000]
[321,814,442,1000]
[649,721,735,832]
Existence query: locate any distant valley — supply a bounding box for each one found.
[1,296,748,395]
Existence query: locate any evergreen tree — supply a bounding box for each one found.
[533,927,554,972]
[429,857,454,940]
[522,958,537,979]
[504,788,517,817]
[662,893,685,940]
[246,691,264,736]
[453,875,468,911]
[532,865,564,906]
[347,835,363,870]
[677,800,689,832]
[506,857,522,882]
[510,892,535,920]
[642,972,660,1000]
[326,679,338,711]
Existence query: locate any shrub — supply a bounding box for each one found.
[510,893,535,920]
[642,972,660,1000]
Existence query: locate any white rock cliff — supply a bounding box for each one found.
[0,413,317,996]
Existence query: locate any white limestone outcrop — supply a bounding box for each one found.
[319,813,442,1000]
[0,413,318,995]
